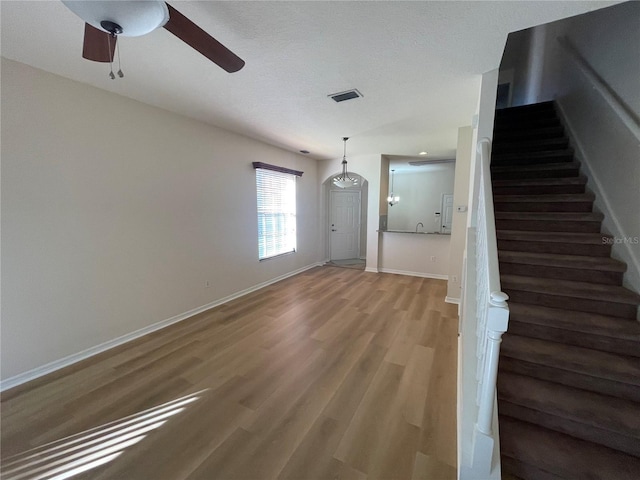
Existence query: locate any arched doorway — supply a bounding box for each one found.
[322,173,368,263]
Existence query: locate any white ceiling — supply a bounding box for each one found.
[0,1,621,161]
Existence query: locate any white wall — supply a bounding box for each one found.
[1,59,322,382]
[447,126,474,302]
[538,2,639,112]
[499,29,533,107]
[387,165,456,233]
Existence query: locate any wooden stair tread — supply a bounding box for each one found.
[492,149,574,162]
[491,161,580,174]
[495,211,603,221]
[500,456,563,480]
[501,274,640,305]
[492,176,587,187]
[495,101,556,116]
[499,251,626,272]
[507,303,640,341]
[500,334,640,386]
[499,417,640,480]
[493,193,595,203]
[494,118,561,131]
[498,372,640,439]
[492,137,569,153]
[497,230,611,245]
[494,125,564,138]
[494,122,564,134]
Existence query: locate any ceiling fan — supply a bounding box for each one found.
[62,0,245,73]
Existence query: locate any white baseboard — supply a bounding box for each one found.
[378,268,448,280]
[0,262,324,392]
[364,267,379,273]
[445,296,461,305]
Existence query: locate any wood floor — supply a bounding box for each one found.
[1,266,458,480]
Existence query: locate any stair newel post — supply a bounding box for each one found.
[463,135,511,478]
[477,291,509,435]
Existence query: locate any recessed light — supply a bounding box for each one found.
[419,151,428,156]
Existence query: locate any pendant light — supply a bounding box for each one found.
[387,169,400,206]
[333,137,359,188]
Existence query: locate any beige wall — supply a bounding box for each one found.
[1,59,322,381]
[379,233,450,279]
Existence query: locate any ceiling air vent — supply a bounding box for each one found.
[409,158,455,166]
[328,89,363,103]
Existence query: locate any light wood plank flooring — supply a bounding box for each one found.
[1,266,458,479]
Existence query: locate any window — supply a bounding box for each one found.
[253,162,303,260]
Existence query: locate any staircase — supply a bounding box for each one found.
[491,102,640,479]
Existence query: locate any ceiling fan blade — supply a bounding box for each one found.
[163,3,245,73]
[82,23,116,63]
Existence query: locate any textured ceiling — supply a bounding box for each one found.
[0,1,621,160]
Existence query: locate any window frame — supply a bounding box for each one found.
[253,162,303,261]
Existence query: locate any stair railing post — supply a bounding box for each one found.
[477,292,509,435]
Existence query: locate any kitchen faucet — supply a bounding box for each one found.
[415,222,424,232]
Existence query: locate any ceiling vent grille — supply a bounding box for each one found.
[329,89,363,103]
[409,158,455,166]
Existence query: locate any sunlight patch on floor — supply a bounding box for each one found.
[1,390,206,480]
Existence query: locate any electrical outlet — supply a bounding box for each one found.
[452,275,458,283]
[430,256,436,262]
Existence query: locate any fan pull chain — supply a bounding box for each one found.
[107,34,115,79]
[116,38,124,78]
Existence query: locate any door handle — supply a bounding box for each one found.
[331,229,337,232]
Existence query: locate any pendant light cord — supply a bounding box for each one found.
[107,34,115,79]
[107,33,124,79]
[116,38,124,78]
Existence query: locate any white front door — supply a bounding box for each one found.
[441,193,454,234]
[330,190,361,260]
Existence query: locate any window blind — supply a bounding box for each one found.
[255,167,297,260]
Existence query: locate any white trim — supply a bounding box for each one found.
[378,268,448,280]
[555,102,640,293]
[457,334,463,479]
[0,262,323,392]
[445,296,461,305]
[364,267,379,273]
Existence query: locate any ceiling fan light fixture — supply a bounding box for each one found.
[62,0,169,37]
